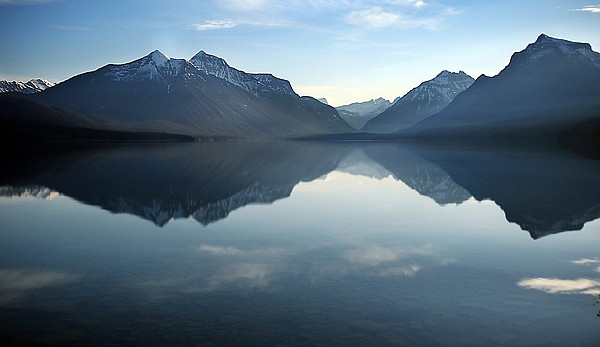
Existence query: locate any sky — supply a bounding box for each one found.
[0,0,599,106]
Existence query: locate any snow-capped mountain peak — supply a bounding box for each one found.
[103,50,188,82]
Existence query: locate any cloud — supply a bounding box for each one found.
[344,4,451,30]
[193,19,238,31]
[345,7,403,29]
[0,0,53,4]
[571,5,600,13]
[517,277,600,295]
[217,0,267,11]
[388,0,428,8]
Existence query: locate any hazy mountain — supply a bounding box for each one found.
[336,98,392,130]
[317,98,329,105]
[28,50,352,138]
[0,79,55,94]
[402,34,600,141]
[363,71,474,133]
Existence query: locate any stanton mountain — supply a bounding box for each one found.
[9,50,351,139]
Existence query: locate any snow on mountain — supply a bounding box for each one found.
[190,50,296,96]
[103,50,188,83]
[336,97,392,130]
[363,71,474,133]
[0,79,55,94]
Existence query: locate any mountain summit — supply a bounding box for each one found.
[363,70,474,133]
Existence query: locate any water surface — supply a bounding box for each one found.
[1,142,599,346]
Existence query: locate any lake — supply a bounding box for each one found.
[1,141,599,346]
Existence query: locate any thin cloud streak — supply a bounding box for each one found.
[193,19,238,31]
[571,5,600,13]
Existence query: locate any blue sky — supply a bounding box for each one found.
[1,0,599,105]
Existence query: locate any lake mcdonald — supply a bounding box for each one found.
[0,142,599,346]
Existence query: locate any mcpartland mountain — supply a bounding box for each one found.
[17,50,351,139]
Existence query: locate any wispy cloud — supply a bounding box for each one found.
[193,19,238,31]
[0,0,53,4]
[571,5,600,13]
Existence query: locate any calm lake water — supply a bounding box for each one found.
[1,142,599,346]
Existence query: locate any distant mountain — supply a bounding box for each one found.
[28,50,352,138]
[401,34,600,141]
[363,71,474,133]
[336,98,392,130]
[0,78,55,94]
[317,98,329,105]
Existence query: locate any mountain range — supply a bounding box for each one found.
[1,34,598,148]
[0,78,55,94]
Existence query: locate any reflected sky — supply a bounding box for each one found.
[0,143,599,346]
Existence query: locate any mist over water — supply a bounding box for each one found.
[0,142,599,346]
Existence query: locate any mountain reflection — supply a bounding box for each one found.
[1,142,599,238]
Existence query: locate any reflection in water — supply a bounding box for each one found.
[1,142,599,237]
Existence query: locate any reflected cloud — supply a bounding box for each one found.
[517,278,600,295]
[310,244,449,282]
[0,268,80,304]
[343,245,435,266]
